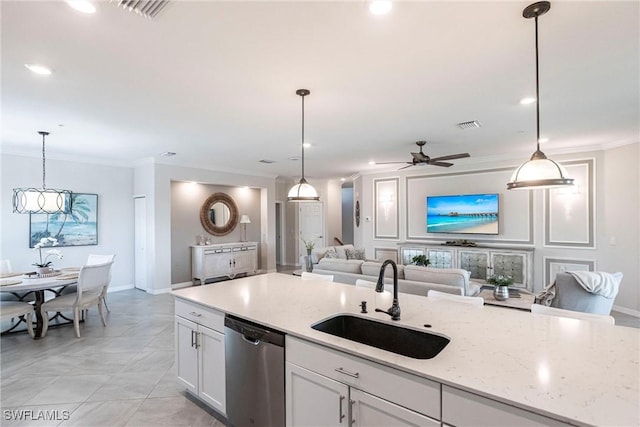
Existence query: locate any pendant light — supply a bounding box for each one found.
[507,1,574,190]
[288,89,320,202]
[12,131,73,214]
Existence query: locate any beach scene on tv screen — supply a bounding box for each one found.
[427,194,499,234]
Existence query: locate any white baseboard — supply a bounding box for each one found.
[612,304,640,318]
[107,284,134,293]
[172,281,193,290]
[148,287,172,295]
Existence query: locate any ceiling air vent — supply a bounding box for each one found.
[259,159,276,164]
[457,120,482,130]
[112,0,169,19]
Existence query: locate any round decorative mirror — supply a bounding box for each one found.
[200,192,239,236]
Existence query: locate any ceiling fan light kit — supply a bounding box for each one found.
[507,1,574,191]
[288,89,320,202]
[12,131,73,214]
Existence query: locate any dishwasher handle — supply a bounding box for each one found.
[241,334,261,346]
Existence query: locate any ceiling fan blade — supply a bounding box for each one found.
[427,161,454,167]
[375,161,411,165]
[429,153,470,162]
[410,152,427,161]
[398,164,415,170]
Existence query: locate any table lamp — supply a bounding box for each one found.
[240,215,251,242]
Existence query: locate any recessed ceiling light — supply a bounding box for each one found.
[160,151,176,157]
[303,142,311,148]
[369,0,392,15]
[66,1,96,14]
[24,64,52,75]
[520,97,536,105]
[340,178,346,182]
[368,161,376,166]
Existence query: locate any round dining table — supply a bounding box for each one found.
[0,272,78,338]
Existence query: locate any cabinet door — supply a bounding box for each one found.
[232,250,256,274]
[458,249,490,280]
[204,253,231,279]
[490,252,527,288]
[198,325,226,415]
[286,362,349,427]
[350,389,439,427]
[175,316,198,394]
[426,248,454,269]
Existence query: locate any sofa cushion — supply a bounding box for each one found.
[361,261,405,280]
[311,244,354,263]
[334,245,354,259]
[316,258,364,274]
[404,265,469,288]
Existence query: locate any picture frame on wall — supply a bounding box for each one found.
[29,193,98,247]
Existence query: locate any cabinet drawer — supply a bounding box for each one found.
[175,298,224,333]
[286,336,440,420]
[442,385,570,427]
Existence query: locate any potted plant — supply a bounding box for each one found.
[33,237,63,275]
[411,254,430,267]
[301,237,316,256]
[487,274,514,301]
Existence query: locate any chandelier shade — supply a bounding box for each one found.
[12,131,73,214]
[507,1,574,191]
[288,89,320,202]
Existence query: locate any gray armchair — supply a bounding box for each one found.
[549,272,621,315]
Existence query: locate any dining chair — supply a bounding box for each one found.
[301,272,334,282]
[355,279,392,293]
[0,301,34,338]
[427,289,484,306]
[40,261,114,338]
[0,259,35,305]
[61,254,115,313]
[530,303,615,325]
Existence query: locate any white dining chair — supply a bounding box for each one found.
[427,289,484,306]
[61,254,115,313]
[41,261,114,338]
[301,272,334,282]
[0,301,34,338]
[530,304,615,325]
[355,279,392,293]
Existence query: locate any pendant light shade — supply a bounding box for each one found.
[12,131,73,214]
[507,1,574,190]
[288,89,320,202]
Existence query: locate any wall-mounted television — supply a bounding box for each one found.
[426,193,499,235]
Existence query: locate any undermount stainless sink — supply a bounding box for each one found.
[311,314,449,359]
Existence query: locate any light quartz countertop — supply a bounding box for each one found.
[172,272,639,427]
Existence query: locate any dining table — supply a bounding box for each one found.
[0,269,79,338]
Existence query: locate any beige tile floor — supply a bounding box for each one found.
[1,290,224,427]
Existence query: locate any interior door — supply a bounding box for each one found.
[276,202,283,265]
[134,196,148,291]
[299,202,324,259]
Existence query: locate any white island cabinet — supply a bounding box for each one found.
[174,298,225,415]
[286,336,439,426]
[191,242,258,284]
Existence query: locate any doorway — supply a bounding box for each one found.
[134,196,148,292]
[275,202,283,265]
[298,202,325,259]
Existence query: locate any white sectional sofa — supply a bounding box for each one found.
[311,257,480,297]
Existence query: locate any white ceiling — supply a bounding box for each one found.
[1,1,638,180]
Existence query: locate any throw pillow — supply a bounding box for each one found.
[346,248,366,260]
[323,247,338,259]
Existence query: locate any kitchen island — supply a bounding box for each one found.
[173,272,639,426]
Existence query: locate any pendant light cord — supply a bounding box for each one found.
[301,93,306,181]
[534,14,541,153]
[41,132,47,189]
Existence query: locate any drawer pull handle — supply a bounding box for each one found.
[189,311,202,317]
[338,395,345,423]
[191,330,196,348]
[334,367,359,378]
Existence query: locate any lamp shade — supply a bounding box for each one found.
[13,188,72,214]
[287,179,319,202]
[240,215,251,224]
[507,151,574,190]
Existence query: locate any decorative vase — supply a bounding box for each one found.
[307,248,312,256]
[305,256,313,273]
[36,266,53,275]
[493,285,510,301]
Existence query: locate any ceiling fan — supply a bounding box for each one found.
[376,141,470,169]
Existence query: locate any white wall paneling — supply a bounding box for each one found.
[374,248,399,263]
[374,178,399,240]
[545,159,595,248]
[543,257,596,287]
[405,169,533,244]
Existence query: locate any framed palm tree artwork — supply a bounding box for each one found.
[29,193,98,247]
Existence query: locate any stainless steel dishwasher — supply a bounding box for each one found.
[224,315,285,427]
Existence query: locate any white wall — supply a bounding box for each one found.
[354,144,640,313]
[1,154,135,290]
